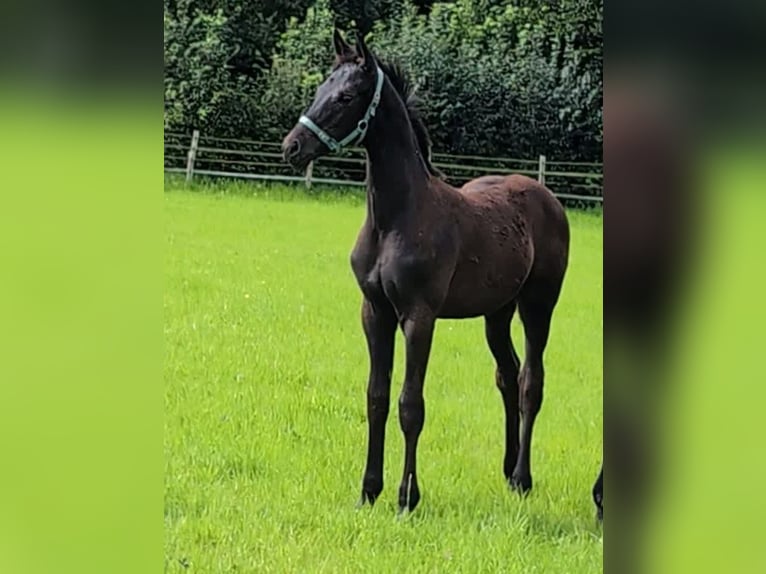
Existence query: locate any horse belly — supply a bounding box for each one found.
[439,251,531,318]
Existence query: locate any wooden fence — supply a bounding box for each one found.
[164,130,602,205]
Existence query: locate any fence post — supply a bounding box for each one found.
[537,154,546,185]
[186,129,200,184]
[305,161,313,189]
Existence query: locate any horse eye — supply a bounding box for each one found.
[338,92,353,103]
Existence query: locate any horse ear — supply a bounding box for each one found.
[355,32,374,71]
[333,28,353,59]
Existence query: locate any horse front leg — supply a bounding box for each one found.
[397,308,436,513]
[358,298,397,506]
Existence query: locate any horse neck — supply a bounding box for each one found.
[363,78,430,231]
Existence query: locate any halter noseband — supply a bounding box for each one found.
[298,66,385,153]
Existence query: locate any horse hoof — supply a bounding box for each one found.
[398,474,420,513]
[357,490,377,508]
[397,498,419,515]
[593,488,603,522]
[398,491,420,513]
[509,472,533,495]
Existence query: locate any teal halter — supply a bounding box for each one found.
[299,66,385,153]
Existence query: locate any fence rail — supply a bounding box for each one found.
[164,130,602,205]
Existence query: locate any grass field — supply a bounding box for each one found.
[164,179,603,573]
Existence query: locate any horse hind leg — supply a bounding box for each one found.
[512,290,558,494]
[484,301,521,484]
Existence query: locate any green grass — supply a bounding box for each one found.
[164,179,603,573]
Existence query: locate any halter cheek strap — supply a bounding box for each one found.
[299,66,385,153]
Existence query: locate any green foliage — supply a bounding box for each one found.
[163,5,265,136]
[164,0,316,137]
[166,0,314,75]
[370,0,602,159]
[254,1,337,142]
[331,0,404,34]
[164,0,603,161]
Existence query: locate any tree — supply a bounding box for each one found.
[330,0,402,35]
[166,0,315,81]
[164,0,603,163]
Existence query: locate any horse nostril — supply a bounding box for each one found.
[285,139,301,159]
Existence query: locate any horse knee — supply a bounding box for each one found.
[367,389,390,419]
[496,365,520,390]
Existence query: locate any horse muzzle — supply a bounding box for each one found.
[282,125,322,170]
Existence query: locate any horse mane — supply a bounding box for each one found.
[374,58,444,179]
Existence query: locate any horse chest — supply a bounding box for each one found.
[352,234,448,317]
[356,262,386,301]
[351,248,400,302]
[350,236,385,300]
